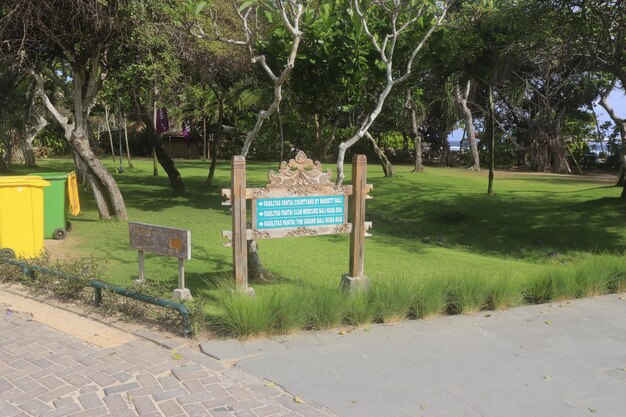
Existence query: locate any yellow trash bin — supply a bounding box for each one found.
[0,176,50,259]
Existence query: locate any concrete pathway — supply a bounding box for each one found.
[201,294,626,417]
[0,299,337,417]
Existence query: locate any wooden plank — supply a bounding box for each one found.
[349,154,367,279]
[222,222,372,246]
[129,222,191,260]
[221,185,362,205]
[231,156,249,291]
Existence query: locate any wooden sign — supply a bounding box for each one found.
[128,222,192,301]
[129,222,191,260]
[222,152,372,294]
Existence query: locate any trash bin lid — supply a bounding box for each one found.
[0,176,50,188]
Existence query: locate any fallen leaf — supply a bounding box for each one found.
[420,404,428,409]
[265,382,275,387]
[293,396,303,404]
[588,408,597,413]
[127,394,134,401]
[484,313,491,318]
[545,320,552,325]
[172,353,183,360]
[338,330,347,336]
[543,375,551,380]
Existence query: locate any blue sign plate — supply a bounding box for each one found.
[255,196,345,230]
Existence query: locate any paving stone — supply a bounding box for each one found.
[79,392,104,410]
[64,373,92,388]
[132,396,158,415]
[103,382,140,396]
[176,391,215,405]
[112,372,132,383]
[252,405,286,417]
[152,388,188,402]
[135,373,158,387]
[52,397,76,409]
[103,394,129,413]
[182,402,210,417]
[68,406,108,417]
[38,384,78,402]
[41,404,82,417]
[38,375,65,390]
[18,398,54,416]
[158,399,184,416]
[79,385,100,394]
[157,375,179,390]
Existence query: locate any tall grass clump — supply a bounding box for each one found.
[413,276,448,318]
[213,290,274,338]
[343,292,374,326]
[574,255,626,295]
[306,287,347,330]
[446,274,491,314]
[267,286,310,334]
[487,275,524,310]
[369,276,415,322]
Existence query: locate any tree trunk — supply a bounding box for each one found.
[206,95,224,187]
[151,134,184,193]
[408,91,424,173]
[104,105,117,162]
[487,85,495,195]
[278,106,285,163]
[247,240,272,283]
[70,128,127,220]
[33,71,127,220]
[366,132,395,177]
[454,82,480,171]
[123,119,133,168]
[314,113,322,160]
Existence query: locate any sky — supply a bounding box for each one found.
[449,85,626,143]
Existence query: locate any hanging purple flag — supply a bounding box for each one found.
[156,108,169,133]
[182,120,191,139]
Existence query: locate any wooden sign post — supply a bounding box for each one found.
[341,154,369,292]
[222,152,372,294]
[129,222,193,301]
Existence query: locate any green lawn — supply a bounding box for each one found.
[8,158,626,336]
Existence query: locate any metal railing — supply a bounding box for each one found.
[0,257,192,338]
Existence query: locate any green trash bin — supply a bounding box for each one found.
[28,172,72,240]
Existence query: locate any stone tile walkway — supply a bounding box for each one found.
[0,311,337,417]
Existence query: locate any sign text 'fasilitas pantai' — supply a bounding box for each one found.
[255,196,345,229]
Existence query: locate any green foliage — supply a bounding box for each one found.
[306,288,347,330]
[213,291,274,337]
[446,274,490,314]
[343,293,373,326]
[414,277,449,318]
[369,276,415,322]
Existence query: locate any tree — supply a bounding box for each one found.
[1,0,129,220]
[335,0,449,184]
[189,0,305,157]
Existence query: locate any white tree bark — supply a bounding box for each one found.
[336,0,449,184]
[453,81,480,171]
[195,1,304,158]
[598,82,626,187]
